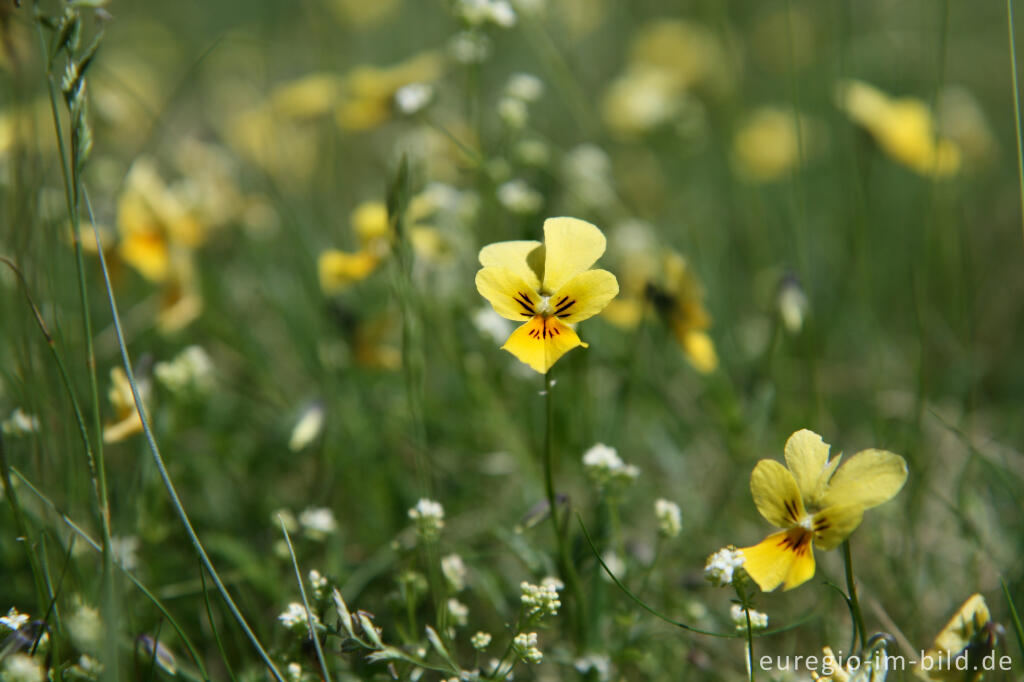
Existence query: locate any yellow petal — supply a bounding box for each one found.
[820,449,908,511]
[351,201,391,247]
[318,249,380,293]
[478,240,543,291]
[602,299,644,329]
[119,231,170,283]
[540,217,606,293]
[740,528,816,592]
[475,267,542,322]
[932,594,990,657]
[680,329,717,373]
[547,269,619,323]
[784,429,834,505]
[501,315,584,374]
[750,459,805,528]
[810,504,864,551]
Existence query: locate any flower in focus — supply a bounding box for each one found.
[836,79,961,177]
[739,429,908,591]
[475,217,619,374]
[916,594,1001,682]
[704,546,744,587]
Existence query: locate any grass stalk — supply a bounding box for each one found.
[841,540,867,650]
[1008,0,1024,246]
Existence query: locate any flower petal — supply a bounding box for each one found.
[540,217,606,293]
[475,267,542,321]
[784,429,833,505]
[501,316,584,374]
[810,504,865,550]
[548,269,619,323]
[750,459,806,528]
[678,329,718,373]
[820,449,908,511]
[479,240,543,291]
[740,528,816,592]
[932,594,990,656]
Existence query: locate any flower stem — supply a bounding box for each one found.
[842,540,868,650]
[542,371,585,646]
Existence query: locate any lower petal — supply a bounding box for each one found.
[501,316,584,374]
[740,528,816,592]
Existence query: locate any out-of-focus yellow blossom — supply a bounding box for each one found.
[103,367,149,444]
[475,217,619,374]
[156,258,203,334]
[269,73,345,120]
[91,56,162,147]
[739,429,908,592]
[225,104,320,185]
[319,193,448,294]
[602,19,731,137]
[937,86,997,169]
[732,107,816,182]
[0,99,59,156]
[117,158,204,283]
[335,51,444,131]
[604,226,717,372]
[328,0,401,27]
[916,594,999,682]
[836,79,961,177]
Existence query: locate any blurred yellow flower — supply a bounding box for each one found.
[335,51,444,131]
[916,594,999,682]
[836,79,961,177]
[475,217,619,374]
[739,429,907,591]
[103,367,148,444]
[732,107,815,182]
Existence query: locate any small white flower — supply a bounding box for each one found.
[473,307,514,345]
[278,602,320,630]
[777,274,809,334]
[730,604,768,631]
[520,577,562,617]
[2,654,45,682]
[471,631,492,650]
[498,97,529,129]
[110,535,140,571]
[488,0,517,27]
[654,499,682,538]
[514,138,550,166]
[395,83,434,115]
[441,554,467,592]
[505,73,544,102]
[513,632,542,663]
[497,179,542,214]
[308,570,328,600]
[574,654,612,681]
[600,551,625,582]
[153,345,214,394]
[447,598,469,626]
[0,607,30,632]
[2,408,40,437]
[299,507,337,540]
[289,402,326,452]
[408,498,445,539]
[287,661,303,682]
[705,546,745,587]
[582,443,639,487]
[449,31,491,64]
[68,599,102,654]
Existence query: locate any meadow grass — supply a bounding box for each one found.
[1,0,1023,680]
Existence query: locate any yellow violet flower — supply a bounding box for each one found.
[475,217,619,374]
[917,594,999,682]
[835,79,961,177]
[739,429,908,591]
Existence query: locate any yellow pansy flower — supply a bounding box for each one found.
[103,367,149,444]
[916,594,999,682]
[739,429,908,591]
[836,79,961,177]
[475,217,619,374]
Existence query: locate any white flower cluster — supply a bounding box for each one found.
[394,83,434,115]
[154,345,214,394]
[1,607,30,632]
[498,72,544,129]
[441,554,467,592]
[1,409,40,437]
[513,631,543,663]
[582,443,639,487]
[447,598,469,626]
[299,507,337,540]
[286,662,304,682]
[308,570,328,600]
[454,0,516,27]
[408,498,445,539]
[278,602,320,630]
[471,631,492,650]
[705,546,745,587]
[654,498,682,538]
[497,179,543,215]
[2,654,45,682]
[730,604,768,631]
[520,576,563,617]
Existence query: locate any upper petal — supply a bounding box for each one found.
[475,267,541,322]
[540,217,606,293]
[750,459,806,528]
[479,240,543,291]
[548,269,619,323]
[820,448,908,511]
[740,528,816,592]
[784,429,834,506]
[501,316,584,374]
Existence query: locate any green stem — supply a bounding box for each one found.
[1008,0,1024,246]
[541,371,584,647]
[842,540,867,650]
